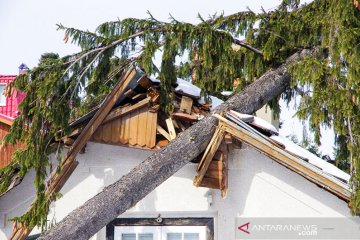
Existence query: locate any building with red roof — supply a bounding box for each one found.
[0,64,28,168]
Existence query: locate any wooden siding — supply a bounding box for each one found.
[91,103,158,149]
[0,121,22,169]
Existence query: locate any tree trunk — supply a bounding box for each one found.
[38,49,319,240]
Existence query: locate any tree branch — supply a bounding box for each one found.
[233,38,263,55]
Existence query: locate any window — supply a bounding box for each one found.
[162,226,205,240]
[115,226,159,240]
[0,84,6,106]
[107,218,213,240]
[115,226,205,240]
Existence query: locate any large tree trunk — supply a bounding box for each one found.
[38,49,319,240]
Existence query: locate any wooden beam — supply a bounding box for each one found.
[194,124,225,186]
[220,142,228,198]
[102,97,150,125]
[165,118,177,140]
[156,124,171,141]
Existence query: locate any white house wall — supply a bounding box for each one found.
[0,142,353,240]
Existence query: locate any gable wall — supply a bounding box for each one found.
[0,142,353,240]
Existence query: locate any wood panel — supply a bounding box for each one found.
[121,114,131,144]
[145,111,157,148]
[137,108,148,147]
[90,102,158,149]
[111,118,120,144]
[129,110,139,145]
[102,122,112,143]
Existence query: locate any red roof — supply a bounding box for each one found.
[0,75,16,81]
[0,75,25,118]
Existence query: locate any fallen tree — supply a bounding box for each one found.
[4,1,360,238]
[38,48,319,240]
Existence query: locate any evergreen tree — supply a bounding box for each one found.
[1,0,360,231]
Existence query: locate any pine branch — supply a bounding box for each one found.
[233,38,263,55]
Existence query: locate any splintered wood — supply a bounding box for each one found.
[165,118,177,140]
[193,122,229,197]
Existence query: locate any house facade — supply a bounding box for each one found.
[0,141,354,239]
[0,65,27,169]
[0,64,27,119]
[0,67,357,240]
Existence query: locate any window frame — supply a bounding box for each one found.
[0,83,7,106]
[161,226,206,240]
[106,218,214,240]
[115,226,160,240]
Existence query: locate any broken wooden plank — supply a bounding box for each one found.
[102,97,150,125]
[194,124,225,186]
[220,143,228,198]
[165,118,177,140]
[156,124,171,141]
[197,125,224,172]
[179,96,193,114]
[172,112,198,122]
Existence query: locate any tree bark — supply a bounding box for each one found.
[38,49,320,240]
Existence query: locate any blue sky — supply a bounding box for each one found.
[0,0,333,156]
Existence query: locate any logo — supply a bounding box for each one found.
[238,222,250,234]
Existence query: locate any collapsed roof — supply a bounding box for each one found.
[6,65,353,239]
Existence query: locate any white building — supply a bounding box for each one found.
[0,68,356,240]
